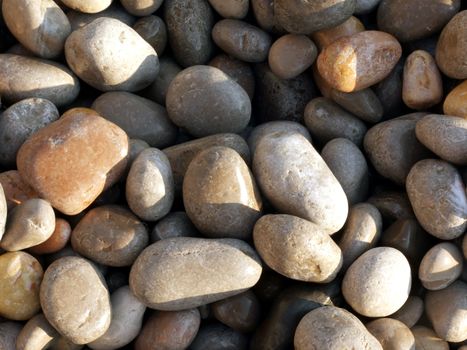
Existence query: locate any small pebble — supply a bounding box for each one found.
[16,313,58,350]
[366,318,415,350]
[151,211,198,242]
[444,80,467,119]
[133,15,167,55]
[120,0,163,17]
[412,326,449,350]
[29,218,71,255]
[390,296,424,328]
[208,0,249,19]
[0,171,38,210]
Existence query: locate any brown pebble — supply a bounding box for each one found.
[403,50,443,110]
[0,170,38,210]
[29,218,71,255]
[17,108,129,215]
[444,80,467,119]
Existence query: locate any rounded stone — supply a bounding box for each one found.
[436,10,467,79]
[129,237,262,310]
[390,296,424,328]
[317,30,402,92]
[268,34,317,80]
[444,80,467,119]
[403,50,443,110]
[126,148,174,221]
[2,0,71,58]
[17,108,129,216]
[311,16,364,50]
[120,0,163,16]
[367,191,414,222]
[65,18,159,91]
[415,114,467,166]
[1,198,55,251]
[16,314,58,350]
[208,0,249,19]
[183,146,262,240]
[330,88,383,124]
[338,203,382,270]
[60,0,112,13]
[92,92,177,148]
[294,306,382,350]
[164,0,213,67]
[29,218,71,255]
[251,0,284,33]
[425,281,467,342]
[253,131,348,234]
[406,159,467,240]
[0,171,38,210]
[419,242,463,291]
[377,0,460,42]
[364,113,431,185]
[274,0,356,34]
[166,65,251,137]
[142,57,181,105]
[304,97,367,146]
[134,309,200,350]
[0,98,59,166]
[253,214,343,282]
[412,326,449,350]
[151,212,198,242]
[342,247,412,317]
[40,256,111,344]
[88,286,146,350]
[366,318,415,350]
[0,54,79,107]
[213,19,272,63]
[321,138,369,204]
[71,205,149,267]
[212,290,260,333]
[133,15,167,55]
[0,252,43,321]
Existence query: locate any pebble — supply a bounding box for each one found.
[120,0,163,16]
[377,0,460,42]
[71,205,149,267]
[367,191,415,222]
[321,138,369,204]
[415,114,467,165]
[444,80,467,119]
[294,306,382,350]
[0,54,80,107]
[311,16,364,49]
[183,146,262,239]
[251,282,340,350]
[40,256,111,344]
[364,113,431,185]
[0,322,22,350]
[268,35,316,80]
[253,131,348,234]
[419,242,463,290]
[190,323,248,350]
[0,98,59,166]
[2,0,71,58]
[65,18,159,92]
[212,290,260,333]
[134,309,200,350]
[126,148,174,221]
[330,88,384,124]
[412,326,449,350]
[338,203,382,270]
[304,97,367,146]
[129,237,262,310]
[208,0,249,19]
[209,54,256,100]
[0,171,38,210]
[406,159,467,240]
[342,247,411,317]
[60,0,112,13]
[16,313,58,350]
[253,214,343,282]
[17,108,129,215]
[163,133,250,193]
[92,92,177,148]
[166,65,251,137]
[274,0,356,34]
[88,286,146,350]
[133,15,167,55]
[317,30,402,92]
[436,10,467,79]
[425,281,467,342]
[1,198,55,251]
[67,4,136,31]
[164,0,213,67]
[29,218,71,255]
[403,50,443,110]
[143,57,181,105]
[250,0,283,33]
[0,252,43,321]
[151,211,198,242]
[366,318,415,350]
[390,296,424,328]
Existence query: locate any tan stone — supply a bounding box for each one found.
[366,318,415,350]
[17,108,129,215]
[0,252,43,321]
[29,218,71,255]
[16,314,58,350]
[412,326,449,350]
[444,80,467,119]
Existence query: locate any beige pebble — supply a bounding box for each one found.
[61,0,112,13]
[16,314,58,350]
[366,318,415,350]
[412,326,449,350]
